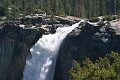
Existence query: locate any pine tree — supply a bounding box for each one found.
[74,0,79,17]
[1,0,120,19]
[91,0,97,17]
[58,0,65,16]
[66,1,72,16]
[44,0,52,14]
[116,0,120,18]
[69,52,120,80]
[113,0,117,15]
[80,0,86,18]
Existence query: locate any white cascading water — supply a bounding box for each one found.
[23,22,80,80]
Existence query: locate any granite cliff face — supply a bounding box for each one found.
[54,22,120,80]
[1,21,120,80]
[0,24,45,80]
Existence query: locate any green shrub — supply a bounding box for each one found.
[0,4,7,16]
[48,14,56,25]
[106,16,113,21]
[69,51,120,80]
[24,18,32,26]
[35,23,42,27]
[34,9,44,14]
[109,28,115,35]
[89,17,100,22]
[25,19,31,25]
[102,16,117,21]
[112,16,117,20]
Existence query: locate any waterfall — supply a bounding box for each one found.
[23,22,80,80]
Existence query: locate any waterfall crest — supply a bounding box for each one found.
[23,22,80,80]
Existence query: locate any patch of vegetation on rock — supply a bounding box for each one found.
[102,16,117,21]
[48,14,56,25]
[35,23,42,27]
[0,4,6,16]
[108,28,116,35]
[89,17,100,22]
[34,9,44,14]
[23,18,32,26]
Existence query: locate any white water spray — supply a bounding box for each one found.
[23,22,80,80]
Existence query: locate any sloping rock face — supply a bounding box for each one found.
[0,24,45,80]
[54,23,120,80]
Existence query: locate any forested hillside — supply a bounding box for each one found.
[0,0,120,18]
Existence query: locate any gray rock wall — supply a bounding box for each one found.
[54,23,120,80]
[0,24,44,80]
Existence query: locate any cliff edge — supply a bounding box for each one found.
[54,22,120,80]
[0,24,45,80]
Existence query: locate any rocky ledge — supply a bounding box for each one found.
[0,23,45,80]
[54,22,120,80]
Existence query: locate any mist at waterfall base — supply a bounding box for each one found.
[23,22,80,80]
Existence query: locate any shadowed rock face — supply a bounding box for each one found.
[0,24,45,80]
[54,23,120,80]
